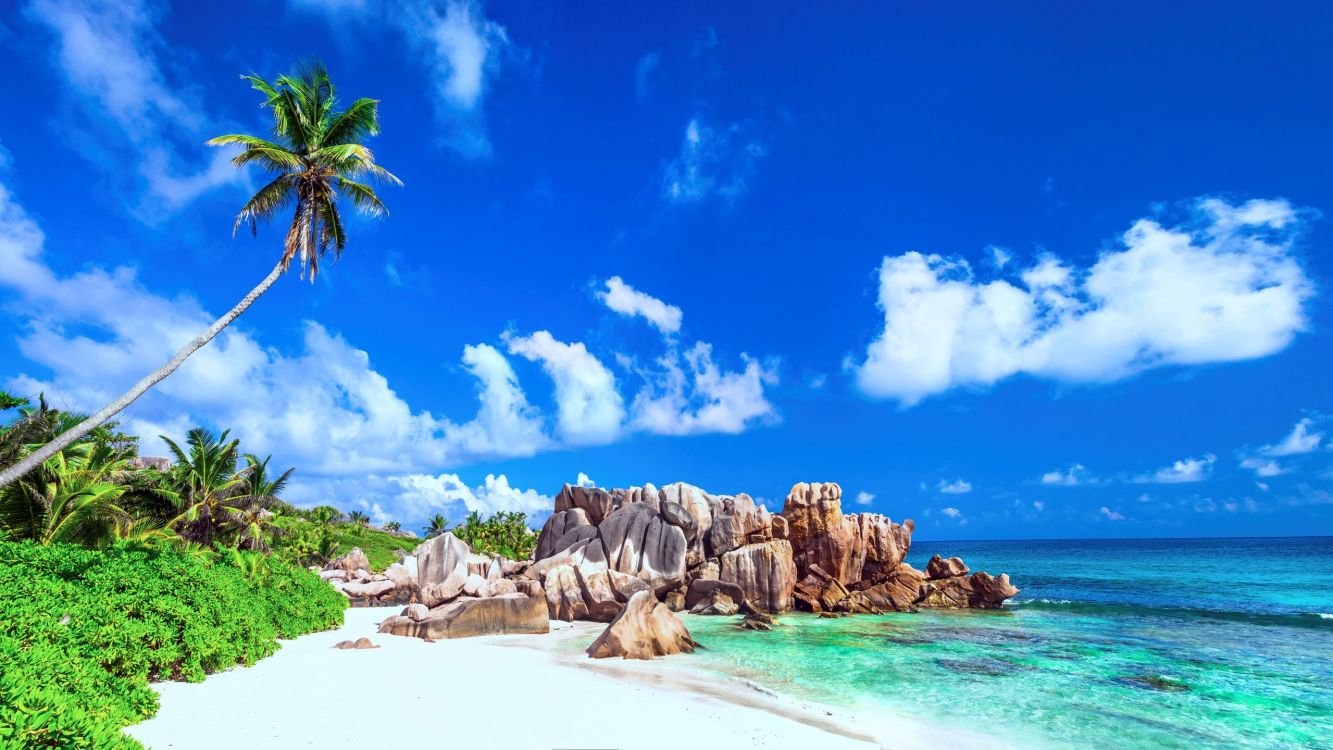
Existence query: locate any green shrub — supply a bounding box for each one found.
[0,541,344,749]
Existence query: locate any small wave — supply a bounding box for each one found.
[1006,599,1333,630]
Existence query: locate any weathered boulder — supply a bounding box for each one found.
[782,483,860,584]
[383,562,415,590]
[340,579,396,601]
[484,578,518,597]
[664,590,685,612]
[719,540,797,613]
[402,603,430,622]
[968,572,1019,607]
[840,564,926,613]
[513,578,544,598]
[926,555,969,580]
[544,564,589,621]
[462,574,488,598]
[324,547,371,576]
[553,484,615,525]
[853,514,911,584]
[598,503,687,594]
[534,507,594,560]
[319,569,347,581]
[380,596,550,640]
[792,563,850,612]
[689,589,738,616]
[415,533,471,605]
[771,515,789,540]
[684,578,746,610]
[587,590,698,660]
[660,500,698,543]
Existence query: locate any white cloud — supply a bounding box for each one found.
[1239,457,1288,478]
[662,116,766,204]
[941,507,964,521]
[25,0,244,216]
[629,343,778,436]
[292,0,515,158]
[401,0,513,157]
[1032,500,1045,511]
[504,330,625,445]
[938,479,972,494]
[599,276,683,336]
[855,491,874,506]
[987,245,1012,269]
[1256,482,1270,492]
[1100,506,1126,521]
[1040,463,1087,486]
[575,472,596,488]
[852,198,1313,405]
[285,472,553,529]
[1137,454,1216,484]
[1260,417,1324,457]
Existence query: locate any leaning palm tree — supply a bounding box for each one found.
[0,60,399,491]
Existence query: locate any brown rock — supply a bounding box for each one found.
[324,548,372,576]
[926,555,970,580]
[781,482,861,584]
[586,590,698,660]
[379,595,551,640]
[967,572,1019,608]
[840,564,926,613]
[685,579,746,610]
[403,603,430,621]
[719,540,797,613]
[598,503,687,594]
[665,591,685,612]
[689,589,739,616]
[415,533,471,606]
[544,564,589,621]
[771,515,789,539]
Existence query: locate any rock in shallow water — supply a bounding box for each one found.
[587,590,698,660]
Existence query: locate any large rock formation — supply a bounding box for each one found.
[587,590,698,659]
[416,532,472,607]
[527,479,1016,620]
[379,595,550,639]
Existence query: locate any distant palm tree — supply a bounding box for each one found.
[309,505,342,526]
[423,514,450,538]
[0,60,399,491]
[383,520,401,532]
[348,510,369,526]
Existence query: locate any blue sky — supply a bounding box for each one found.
[1,0,1331,539]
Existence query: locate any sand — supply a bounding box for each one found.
[124,608,996,750]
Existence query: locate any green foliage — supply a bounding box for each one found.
[451,510,538,560]
[0,540,343,749]
[270,515,418,572]
[207,60,400,281]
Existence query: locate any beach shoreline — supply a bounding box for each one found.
[123,607,1006,750]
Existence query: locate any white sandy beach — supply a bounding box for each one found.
[124,608,1001,750]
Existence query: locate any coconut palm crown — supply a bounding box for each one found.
[208,60,402,281]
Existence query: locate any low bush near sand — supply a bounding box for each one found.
[0,541,344,749]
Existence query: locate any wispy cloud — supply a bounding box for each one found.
[634,51,660,101]
[598,276,683,336]
[24,0,244,217]
[852,198,1313,405]
[1260,417,1325,457]
[1136,454,1217,484]
[1040,463,1088,486]
[1099,506,1126,521]
[938,479,972,494]
[661,116,766,204]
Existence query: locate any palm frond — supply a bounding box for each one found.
[335,177,388,218]
[321,98,381,146]
[233,176,297,237]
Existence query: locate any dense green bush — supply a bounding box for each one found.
[0,541,344,749]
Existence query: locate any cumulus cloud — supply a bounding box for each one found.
[1040,463,1088,486]
[24,0,244,215]
[938,479,972,494]
[629,343,778,436]
[575,472,597,488]
[1260,417,1325,457]
[852,198,1314,405]
[941,507,964,521]
[1137,454,1216,484]
[855,491,874,506]
[285,472,553,529]
[504,330,626,445]
[599,276,683,336]
[1239,457,1288,478]
[1099,506,1126,521]
[661,116,766,204]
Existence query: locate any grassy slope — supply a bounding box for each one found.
[272,517,422,571]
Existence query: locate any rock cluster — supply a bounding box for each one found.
[530,480,1017,619]
[320,548,420,607]
[319,481,1018,651]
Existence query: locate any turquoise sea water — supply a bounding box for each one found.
[681,537,1333,749]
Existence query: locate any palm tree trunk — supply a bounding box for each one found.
[0,259,288,490]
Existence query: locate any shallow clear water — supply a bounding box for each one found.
[681,537,1333,749]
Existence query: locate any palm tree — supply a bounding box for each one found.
[242,453,294,502]
[348,510,369,526]
[162,428,254,547]
[0,60,400,491]
[309,505,342,526]
[423,513,450,539]
[383,520,401,532]
[0,436,131,547]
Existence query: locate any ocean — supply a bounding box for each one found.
[682,537,1333,749]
